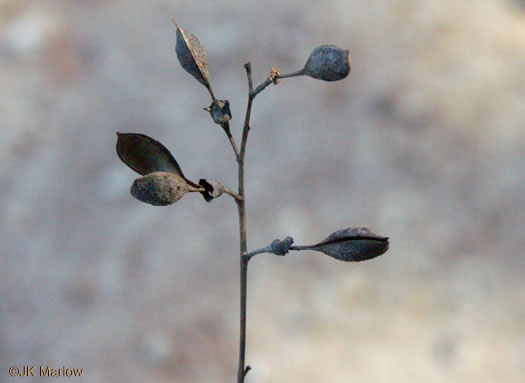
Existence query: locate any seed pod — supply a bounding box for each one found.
[174,21,212,92]
[303,45,351,81]
[131,171,202,206]
[116,132,201,189]
[299,228,388,262]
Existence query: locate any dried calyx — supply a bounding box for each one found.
[199,179,227,202]
[269,67,281,84]
[204,99,232,125]
[116,132,204,206]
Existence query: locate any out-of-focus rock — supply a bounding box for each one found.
[4,5,64,56]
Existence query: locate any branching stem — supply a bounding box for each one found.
[244,244,309,259]
[233,62,296,383]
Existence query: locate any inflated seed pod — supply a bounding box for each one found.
[131,172,203,206]
[295,227,388,261]
[303,45,351,81]
[174,21,212,92]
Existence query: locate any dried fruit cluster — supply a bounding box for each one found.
[115,21,388,383]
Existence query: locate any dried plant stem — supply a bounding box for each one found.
[233,62,304,382]
[234,62,256,383]
[277,68,305,79]
[244,245,273,259]
[221,121,240,159]
[251,78,273,98]
[222,185,242,201]
[236,178,248,383]
[251,69,305,98]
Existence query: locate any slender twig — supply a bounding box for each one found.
[207,85,217,103]
[244,245,314,259]
[244,245,273,259]
[221,121,240,159]
[221,185,242,201]
[251,78,273,98]
[250,69,306,98]
[277,69,305,79]
[240,63,254,160]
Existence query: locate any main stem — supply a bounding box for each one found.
[237,190,249,383]
[236,151,249,383]
[237,62,255,383]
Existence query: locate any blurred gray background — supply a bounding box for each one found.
[1,0,524,382]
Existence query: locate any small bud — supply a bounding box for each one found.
[270,236,294,256]
[303,45,351,81]
[174,21,212,92]
[205,99,232,125]
[300,228,388,262]
[131,172,202,206]
[199,179,226,202]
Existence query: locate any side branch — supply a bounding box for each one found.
[245,232,389,262]
[250,69,305,98]
[244,245,273,259]
[240,63,255,161]
[251,78,272,98]
[245,235,390,259]
[222,184,242,201]
[245,236,294,260]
